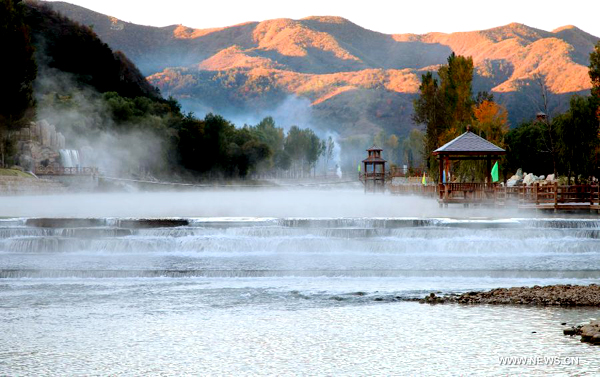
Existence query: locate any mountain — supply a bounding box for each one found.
[44,1,599,138]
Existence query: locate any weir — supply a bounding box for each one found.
[1,216,599,279]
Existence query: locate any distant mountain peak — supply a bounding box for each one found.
[301,16,352,24]
[553,25,580,33]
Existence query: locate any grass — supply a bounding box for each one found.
[0,168,35,178]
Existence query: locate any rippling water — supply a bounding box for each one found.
[1,191,599,375]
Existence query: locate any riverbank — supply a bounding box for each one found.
[421,284,600,306]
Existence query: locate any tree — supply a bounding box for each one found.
[324,136,335,175]
[472,100,509,147]
[401,129,424,169]
[590,41,600,99]
[555,95,600,183]
[413,72,445,163]
[505,122,554,176]
[437,53,474,143]
[249,116,284,172]
[0,0,37,166]
[413,53,474,177]
[475,91,494,105]
[385,134,399,165]
[283,126,323,177]
[531,74,559,177]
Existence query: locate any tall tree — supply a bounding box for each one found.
[401,129,424,169]
[0,0,37,166]
[590,41,600,99]
[324,136,335,175]
[555,95,600,183]
[412,72,445,163]
[438,53,474,142]
[413,53,474,176]
[0,0,36,125]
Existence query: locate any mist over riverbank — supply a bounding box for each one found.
[0,188,561,219]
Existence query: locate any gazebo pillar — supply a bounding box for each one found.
[486,155,492,185]
[431,130,506,206]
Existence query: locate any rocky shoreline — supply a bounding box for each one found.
[420,284,600,306]
[418,284,600,345]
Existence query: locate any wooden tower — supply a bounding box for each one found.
[361,145,387,192]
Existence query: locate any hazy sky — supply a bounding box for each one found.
[48,0,599,36]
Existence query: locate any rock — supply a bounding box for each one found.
[523,173,536,185]
[579,320,600,345]
[516,168,523,179]
[423,284,600,306]
[546,174,555,182]
[507,174,520,187]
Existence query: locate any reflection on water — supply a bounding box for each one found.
[1,211,599,374]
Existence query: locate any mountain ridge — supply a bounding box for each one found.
[42,1,599,137]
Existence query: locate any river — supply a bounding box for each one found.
[0,189,598,375]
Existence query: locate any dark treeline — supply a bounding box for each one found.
[413,49,600,183]
[0,0,333,179]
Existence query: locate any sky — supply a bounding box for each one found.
[48,0,600,36]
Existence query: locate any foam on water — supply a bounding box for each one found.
[1,213,599,374]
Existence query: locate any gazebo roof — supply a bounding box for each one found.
[433,131,505,155]
[367,145,383,152]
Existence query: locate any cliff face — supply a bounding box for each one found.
[45,2,599,136]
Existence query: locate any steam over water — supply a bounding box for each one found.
[1,190,599,374]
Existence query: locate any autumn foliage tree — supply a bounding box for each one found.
[472,100,509,147]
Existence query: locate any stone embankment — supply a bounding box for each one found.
[0,175,65,195]
[421,284,600,306]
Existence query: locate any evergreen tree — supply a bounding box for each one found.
[0,0,37,166]
[0,0,37,127]
[412,72,445,162]
[438,53,474,141]
[555,96,600,182]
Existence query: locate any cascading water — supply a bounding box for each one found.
[1,217,600,279]
[1,215,599,374]
[59,149,81,168]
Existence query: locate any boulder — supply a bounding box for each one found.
[523,173,536,185]
[516,168,523,179]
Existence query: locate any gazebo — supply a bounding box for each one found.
[361,145,387,192]
[432,130,506,205]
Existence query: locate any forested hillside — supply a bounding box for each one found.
[45,1,599,138]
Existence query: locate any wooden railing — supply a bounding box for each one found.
[389,167,424,178]
[390,182,600,211]
[438,182,496,202]
[359,172,389,181]
[389,184,437,197]
[35,166,99,176]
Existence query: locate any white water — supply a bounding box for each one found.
[59,149,80,168]
[0,190,599,375]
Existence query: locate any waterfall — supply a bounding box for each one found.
[59,149,81,168]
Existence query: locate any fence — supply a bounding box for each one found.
[34,166,99,176]
[389,181,600,211]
